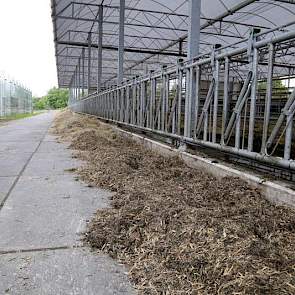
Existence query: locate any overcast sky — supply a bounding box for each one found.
[0,0,57,97]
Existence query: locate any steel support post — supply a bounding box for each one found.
[261,43,274,153]
[78,57,81,99]
[76,69,79,100]
[120,87,125,122]
[132,78,136,124]
[69,79,73,104]
[82,48,85,96]
[187,0,201,60]
[184,68,193,137]
[118,0,125,85]
[87,32,92,94]
[193,66,200,137]
[97,5,103,93]
[184,0,201,138]
[235,112,241,149]
[116,89,120,120]
[136,81,140,125]
[284,114,293,160]
[73,71,76,102]
[221,57,229,144]
[150,74,156,129]
[248,47,258,151]
[126,86,130,123]
[165,75,169,132]
[212,60,219,143]
[140,81,145,127]
[161,66,167,131]
[177,63,183,135]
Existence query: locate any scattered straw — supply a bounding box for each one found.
[52,110,295,294]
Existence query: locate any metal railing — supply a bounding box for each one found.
[70,28,295,171]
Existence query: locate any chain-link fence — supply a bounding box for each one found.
[0,78,32,117]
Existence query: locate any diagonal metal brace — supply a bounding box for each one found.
[266,87,295,151]
[223,71,253,143]
[195,78,215,138]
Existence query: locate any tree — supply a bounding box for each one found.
[258,79,287,93]
[33,96,48,110]
[46,87,69,109]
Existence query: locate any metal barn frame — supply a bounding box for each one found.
[51,0,295,173]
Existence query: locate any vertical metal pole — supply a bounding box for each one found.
[150,73,156,129]
[97,5,103,93]
[73,71,76,102]
[76,68,79,101]
[235,113,241,149]
[184,0,201,138]
[132,78,136,124]
[284,114,293,160]
[82,48,85,96]
[161,67,167,131]
[187,0,201,60]
[261,43,274,153]
[126,86,130,123]
[177,63,183,135]
[78,57,81,99]
[118,0,125,84]
[140,81,145,127]
[248,47,258,151]
[221,57,229,144]
[88,32,92,94]
[165,76,169,132]
[193,66,200,138]
[184,68,191,137]
[137,80,141,125]
[212,60,219,143]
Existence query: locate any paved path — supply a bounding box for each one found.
[0,112,135,295]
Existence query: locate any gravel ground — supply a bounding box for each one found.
[52,110,295,295]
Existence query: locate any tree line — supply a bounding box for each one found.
[33,87,69,110]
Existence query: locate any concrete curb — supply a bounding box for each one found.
[109,124,295,209]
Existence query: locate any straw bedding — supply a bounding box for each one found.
[52,110,295,294]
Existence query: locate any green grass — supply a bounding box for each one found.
[0,112,43,123]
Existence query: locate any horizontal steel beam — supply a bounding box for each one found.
[54,15,187,32]
[57,40,186,57]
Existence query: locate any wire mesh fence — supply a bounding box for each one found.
[0,77,32,117]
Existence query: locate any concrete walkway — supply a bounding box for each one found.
[0,112,135,295]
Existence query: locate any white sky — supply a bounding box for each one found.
[0,0,57,97]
